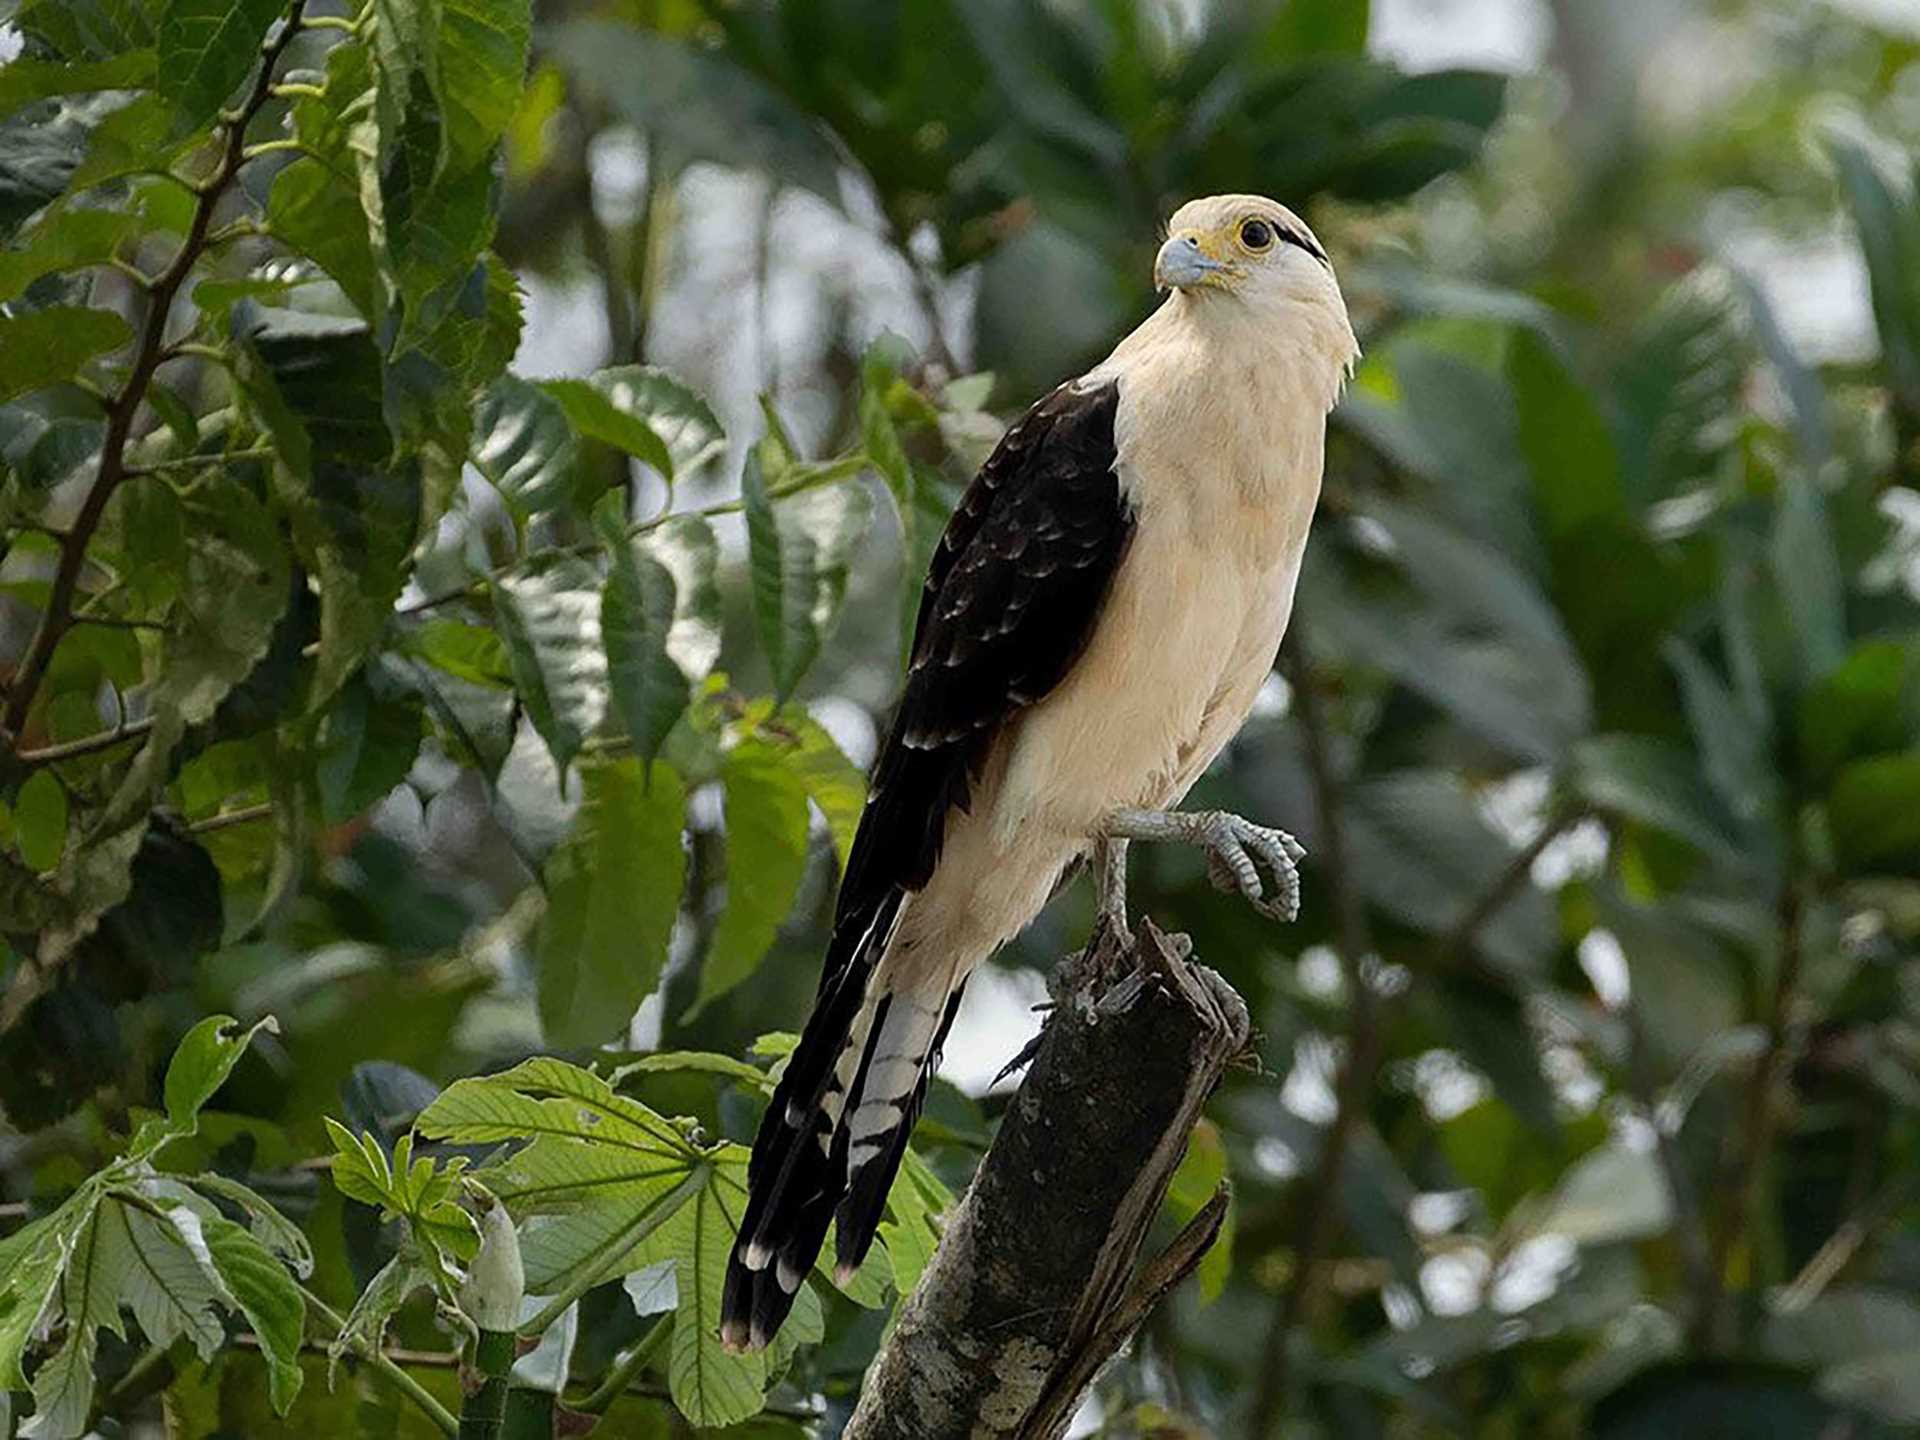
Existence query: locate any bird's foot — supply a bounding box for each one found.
[1091,835,1135,954]
[1103,808,1306,923]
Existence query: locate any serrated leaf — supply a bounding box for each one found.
[157,0,285,129]
[0,306,130,402]
[599,503,691,771]
[609,1050,774,1093]
[241,314,422,705]
[472,373,577,516]
[268,158,381,320]
[327,1251,429,1381]
[877,1147,952,1304]
[743,450,874,700]
[536,760,688,1048]
[18,1323,94,1440]
[534,374,674,477]
[419,1056,696,1158]
[764,705,863,873]
[685,739,810,1020]
[438,0,531,176]
[493,558,606,779]
[151,473,291,728]
[186,1173,314,1278]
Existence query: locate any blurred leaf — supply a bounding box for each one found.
[1830,139,1920,421]
[1828,753,1920,869]
[1163,1119,1231,1304]
[13,770,67,874]
[156,1014,281,1149]
[313,670,424,825]
[1533,1143,1671,1244]
[269,159,382,320]
[156,0,284,129]
[537,759,688,1049]
[0,306,131,401]
[1432,974,1559,1139]
[551,21,846,208]
[1664,639,1779,835]
[0,52,156,118]
[1592,1361,1894,1438]
[405,618,513,689]
[436,0,532,177]
[1509,328,1623,536]
[1595,892,1741,1075]
[685,738,811,1020]
[493,558,606,779]
[1571,734,1747,868]
[1261,0,1370,58]
[1342,769,1557,972]
[1770,476,1846,685]
[1613,266,1749,504]
[1798,642,1917,778]
[743,451,875,700]
[0,205,136,303]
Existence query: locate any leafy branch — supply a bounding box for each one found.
[0,0,309,748]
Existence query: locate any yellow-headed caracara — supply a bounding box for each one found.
[721,194,1358,1350]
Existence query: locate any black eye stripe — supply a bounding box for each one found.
[1276,224,1330,268]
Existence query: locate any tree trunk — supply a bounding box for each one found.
[845,920,1251,1440]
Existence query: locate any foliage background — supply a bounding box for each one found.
[2,0,1920,1435]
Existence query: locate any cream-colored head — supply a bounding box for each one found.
[1151,193,1356,389]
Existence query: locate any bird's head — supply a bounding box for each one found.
[1155,194,1341,309]
[1152,193,1355,386]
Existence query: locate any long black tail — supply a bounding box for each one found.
[719,890,965,1351]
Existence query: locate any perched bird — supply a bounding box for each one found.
[720,194,1358,1351]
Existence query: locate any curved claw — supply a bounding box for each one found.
[1200,813,1303,924]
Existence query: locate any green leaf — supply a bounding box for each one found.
[13,770,67,874]
[472,374,577,517]
[1612,266,1750,505]
[1593,1361,1892,1438]
[609,1050,774,1093]
[876,1147,951,1304]
[157,0,286,129]
[327,1250,429,1381]
[241,314,422,705]
[599,504,697,771]
[151,475,291,726]
[1664,639,1779,833]
[1509,328,1623,536]
[753,704,863,873]
[1770,476,1846,685]
[1570,734,1747,867]
[200,1215,305,1413]
[324,1121,479,1263]
[1828,753,1920,870]
[550,21,846,210]
[0,306,130,402]
[0,52,157,119]
[0,205,136,303]
[268,158,381,319]
[0,1204,89,1391]
[1831,138,1920,420]
[534,374,674,477]
[684,739,811,1020]
[665,1152,767,1426]
[21,1323,95,1439]
[185,1172,314,1277]
[1162,1119,1230,1304]
[17,0,160,60]
[313,669,424,824]
[405,618,513,689]
[743,450,874,700]
[537,759,688,1049]
[1798,642,1917,778]
[1261,0,1370,57]
[492,558,606,779]
[161,1014,280,1140]
[437,0,532,176]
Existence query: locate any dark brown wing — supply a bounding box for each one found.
[837,376,1134,921]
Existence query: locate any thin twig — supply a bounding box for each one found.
[1251,634,1383,1436]
[1775,1171,1919,1312]
[1434,806,1587,966]
[0,0,309,747]
[11,716,156,767]
[574,1316,670,1414]
[302,1288,459,1437]
[122,444,274,478]
[188,802,274,834]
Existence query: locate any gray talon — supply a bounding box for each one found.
[1103,807,1304,926]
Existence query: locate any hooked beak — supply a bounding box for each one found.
[1154,229,1230,291]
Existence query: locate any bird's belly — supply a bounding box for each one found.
[991,508,1296,848]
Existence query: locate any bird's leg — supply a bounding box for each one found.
[1101,807,1307,923]
[1092,835,1134,951]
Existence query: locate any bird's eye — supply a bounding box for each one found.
[1239,218,1274,251]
